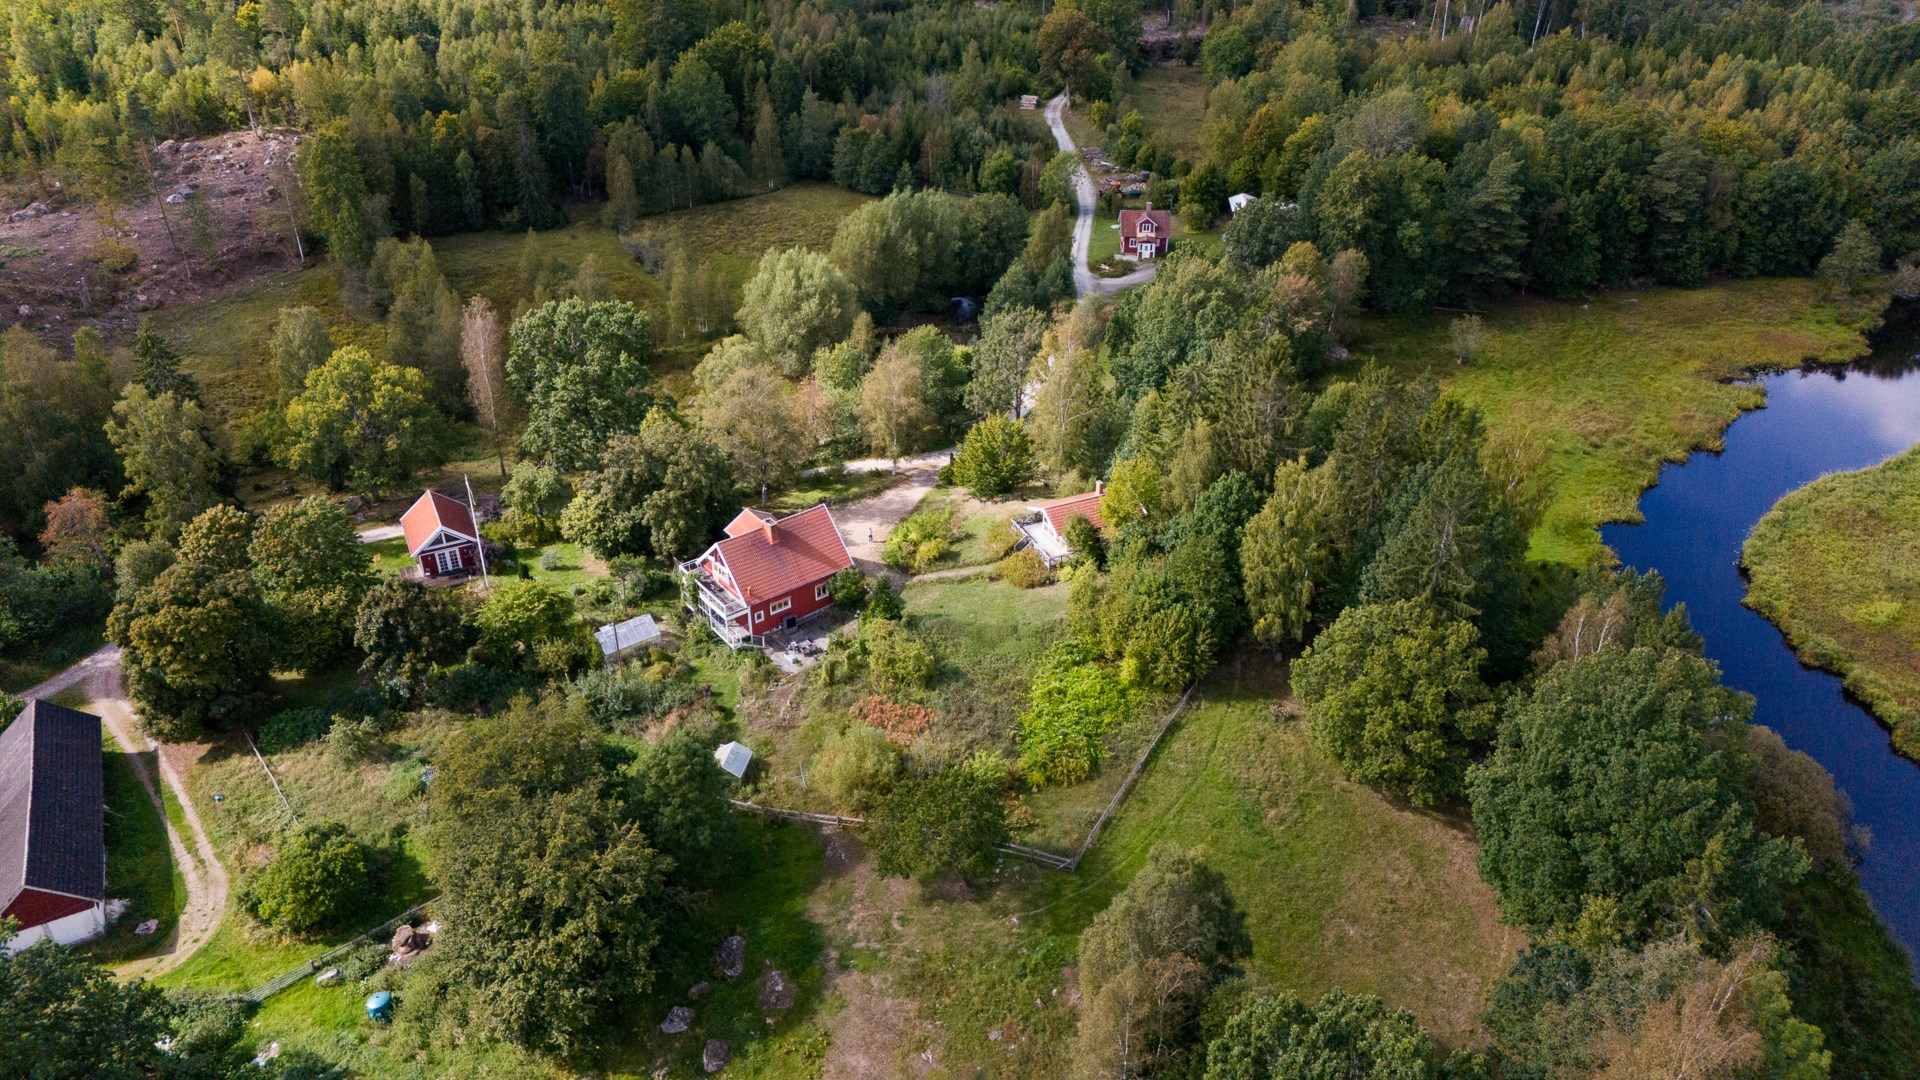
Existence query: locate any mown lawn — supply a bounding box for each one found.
[1355,278,1868,565]
[1039,651,1518,1050]
[1743,444,1920,756]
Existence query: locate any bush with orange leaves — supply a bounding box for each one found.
[848,694,935,747]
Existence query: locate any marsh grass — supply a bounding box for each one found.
[1743,444,1920,756]
[1356,278,1866,564]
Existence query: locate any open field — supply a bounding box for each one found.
[1744,444,1920,757]
[1127,63,1210,157]
[1038,650,1517,1049]
[1356,279,1869,565]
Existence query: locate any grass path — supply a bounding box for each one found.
[27,646,229,979]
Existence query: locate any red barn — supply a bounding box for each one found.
[2,700,106,952]
[680,505,854,648]
[401,491,482,579]
[1119,206,1173,259]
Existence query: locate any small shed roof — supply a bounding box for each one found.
[714,741,753,779]
[1,700,105,918]
[596,614,661,657]
[401,491,479,557]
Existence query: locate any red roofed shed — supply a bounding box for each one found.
[681,504,854,648]
[401,491,481,579]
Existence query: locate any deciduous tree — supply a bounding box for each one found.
[507,299,659,470]
[277,346,446,496]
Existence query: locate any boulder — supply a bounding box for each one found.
[756,970,794,1010]
[688,981,710,999]
[313,968,342,987]
[715,935,746,980]
[702,1039,730,1073]
[659,1006,694,1035]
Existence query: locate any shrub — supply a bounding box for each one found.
[569,663,702,728]
[848,694,936,746]
[325,716,388,765]
[1063,514,1104,568]
[997,547,1052,588]
[256,707,334,753]
[242,822,373,935]
[864,578,904,621]
[812,722,901,814]
[858,618,936,692]
[866,767,1008,882]
[882,507,955,572]
[1017,643,1136,786]
[828,567,871,611]
[537,547,561,571]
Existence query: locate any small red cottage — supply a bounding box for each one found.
[1119,205,1173,260]
[1012,484,1108,567]
[401,490,482,579]
[680,504,854,648]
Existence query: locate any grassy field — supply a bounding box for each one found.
[629,183,871,294]
[1038,650,1517,1050]
[1743,444,1920,757]
[1127,63,1210,157]
[1355,279,1869,565]
[83,736,188,966]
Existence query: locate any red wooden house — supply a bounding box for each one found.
[1119,206,1173,260]
[2,700,106,952]
[401,491,482,579]
[680,505,854,648]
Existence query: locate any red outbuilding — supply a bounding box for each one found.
[680,504,854,648]
[401,490,482,579]
[1119,205,1173,259]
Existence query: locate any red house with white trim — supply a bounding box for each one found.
[1012,484,1108,566]
[401,491,482,579]
[679,505,854,648]
[1120,206,1173,259]
[2,700,107,953]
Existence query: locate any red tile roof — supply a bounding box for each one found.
[1035,491,1106,535]
[707,504,853,603]
[724,508,777,538]
[402,491,479,557]
[1120,208,1172,240]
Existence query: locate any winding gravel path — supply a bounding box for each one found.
[1044,93,1159,298]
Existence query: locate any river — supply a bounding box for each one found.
[1601,309,1920,960]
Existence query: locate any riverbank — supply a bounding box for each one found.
[1357,278,1869,565]
[1744,443,1920,760]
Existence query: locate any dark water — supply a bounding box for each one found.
[1602,313,1920,960]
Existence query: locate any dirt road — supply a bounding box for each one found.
[830,454,949,568]
[26,646,228,979]
[1044,93,1159,298]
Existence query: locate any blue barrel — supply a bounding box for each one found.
[365,991,393,1022]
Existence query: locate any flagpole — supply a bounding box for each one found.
[464,474,492,596]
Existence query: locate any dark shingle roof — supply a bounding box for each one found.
[0,700,105,910]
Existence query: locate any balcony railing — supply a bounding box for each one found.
[678,563,760,649]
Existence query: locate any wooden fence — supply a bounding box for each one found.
[240,898,439,1004]
[727,681,1200,876]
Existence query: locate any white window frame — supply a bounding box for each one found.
[435,549,459,573]
[754,609,765,624]
[769,598,792,615]
[814,583,831,601]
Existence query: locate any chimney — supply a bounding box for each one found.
[761,515,777,545]
[1095,480,1105,496]
[1143,200,1152,212]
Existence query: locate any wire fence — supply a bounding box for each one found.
[240,898,439,1004]
[727,681,1200,876]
